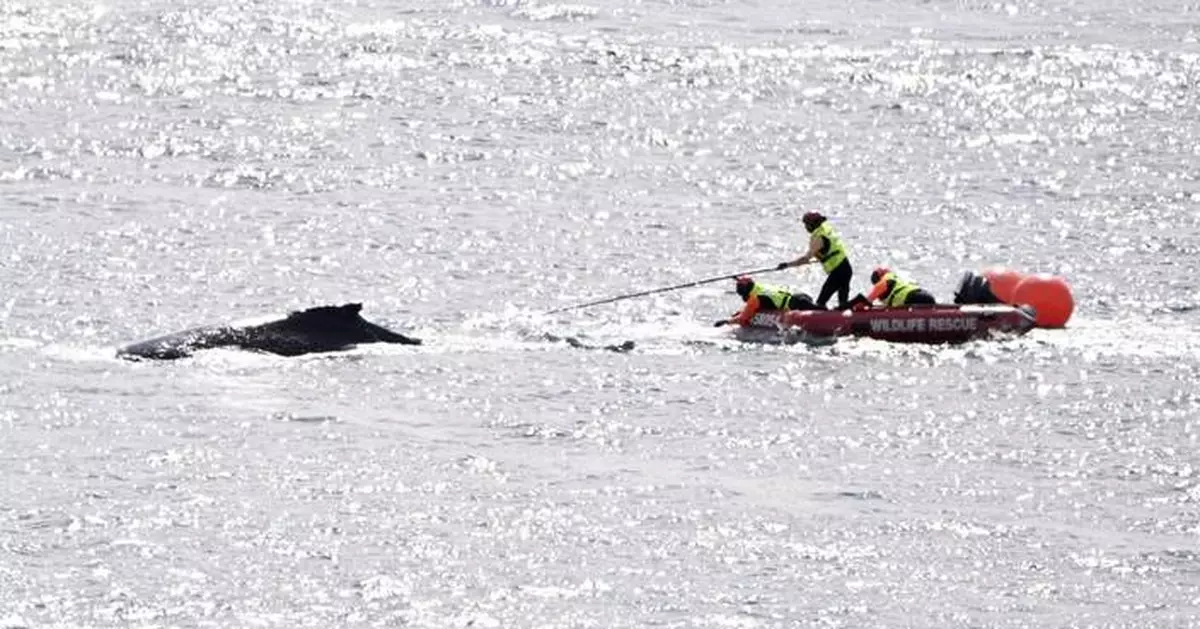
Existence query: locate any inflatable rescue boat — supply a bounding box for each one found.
[725,266,1071,345]
[737,303,1037,345]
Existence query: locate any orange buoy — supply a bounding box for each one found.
[982,266,1026,304]
[1011,274,1074,328]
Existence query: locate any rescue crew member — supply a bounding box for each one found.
[715,276,817,327]
[776,211,853,310]
[848,266,938,309]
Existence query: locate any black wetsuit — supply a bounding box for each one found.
[905,289,937,306]
[785,292,818,311]
[817,259,853,310]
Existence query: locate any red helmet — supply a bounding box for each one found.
[871,266,892,284]
[735,275,753,286]
[802,211,825,231]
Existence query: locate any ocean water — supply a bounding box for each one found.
[2,0,1199,627]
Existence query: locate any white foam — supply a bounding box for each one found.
[0,337,41,350]
[40,343,120,363]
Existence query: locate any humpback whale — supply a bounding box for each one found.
[117,303,421,360]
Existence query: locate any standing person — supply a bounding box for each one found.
[777,211,853,310]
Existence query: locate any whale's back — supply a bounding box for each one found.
[116,303,420,360]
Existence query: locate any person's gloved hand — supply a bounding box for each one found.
[848,294,871,311]
[713,319,730,328]
[775,261,791,270]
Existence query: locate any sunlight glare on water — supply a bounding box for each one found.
[2,0,1199,627]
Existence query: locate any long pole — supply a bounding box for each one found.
[544,265,788,315]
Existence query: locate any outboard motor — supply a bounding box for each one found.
[953,271,1002,305]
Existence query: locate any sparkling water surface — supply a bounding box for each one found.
[2,0,1199,627]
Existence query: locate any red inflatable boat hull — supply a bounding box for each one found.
[741,304,1037,344]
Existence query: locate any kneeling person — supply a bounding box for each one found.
[717,276,818,327]
[849,266,937,309]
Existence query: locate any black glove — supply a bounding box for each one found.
[775,262,791,270]
[847,294,871,311]
[713,319,730,328]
